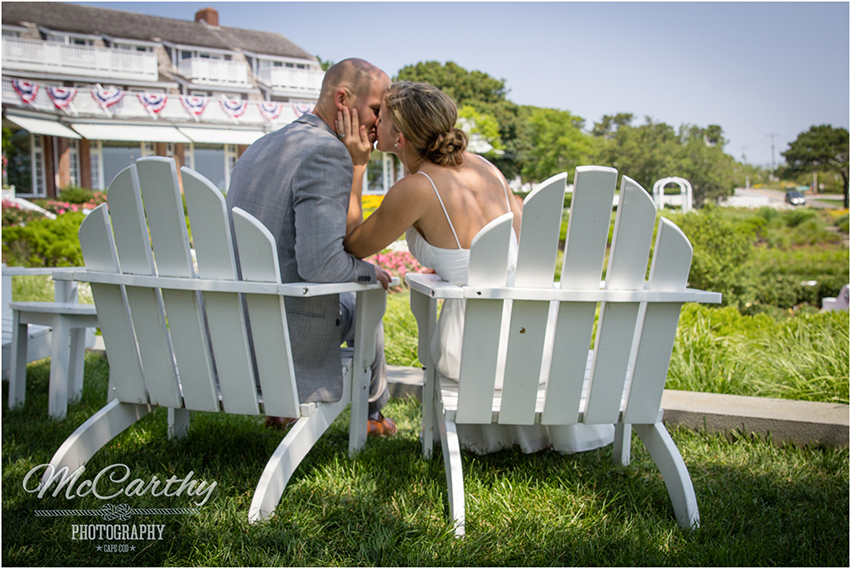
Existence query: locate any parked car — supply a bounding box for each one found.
[785,190,806,206]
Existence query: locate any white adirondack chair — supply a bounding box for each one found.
[45,157,390,523]
[407,166,722,536]
[2,266,95,381]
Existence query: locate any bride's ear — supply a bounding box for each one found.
[395,132,405,149]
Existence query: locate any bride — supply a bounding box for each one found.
[339,81,613,454]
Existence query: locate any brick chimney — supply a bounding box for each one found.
[195,7,219,26]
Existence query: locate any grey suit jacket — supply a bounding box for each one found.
[226,113,376,403]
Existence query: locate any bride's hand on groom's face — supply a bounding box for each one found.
[336,106,372,168]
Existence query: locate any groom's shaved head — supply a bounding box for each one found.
[320,58,385,100]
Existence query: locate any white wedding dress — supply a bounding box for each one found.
[407,169,614,455]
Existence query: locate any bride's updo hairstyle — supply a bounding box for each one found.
[385,81,468,167]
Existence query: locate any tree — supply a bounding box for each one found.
[316,55,334,71]
[520,107,597,183]
[457,105,504,157]
[781,125,849,208]
[677,124,737,205]
[395,61,526,179]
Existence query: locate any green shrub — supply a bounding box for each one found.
[2,212,85,267]
[57,185,98,204]
[835,213,849,233]
[671,206,755,308]
[782,208,817,228]
[2,200,45,227]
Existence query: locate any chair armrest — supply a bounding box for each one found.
[406,273,464,299]
[54,270,399,298]
[459,286,721,304]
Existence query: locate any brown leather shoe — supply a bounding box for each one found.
[367,412,398,437]
[265,416,297,429]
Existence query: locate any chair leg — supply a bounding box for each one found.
[47,316,71,419]
[437,416,466,537]
[613,423,631,465]
[9,311,28,409]
[68,328,87,401]
[47,399,150,479]
[634,422,700,529]
[168,408,191,439]
[249,396,347,524]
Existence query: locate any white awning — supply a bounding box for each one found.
[69,123,191,143]
[5,115,81,139]
[177,127,265,145]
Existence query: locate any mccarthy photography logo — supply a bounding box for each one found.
[22,463,217,550]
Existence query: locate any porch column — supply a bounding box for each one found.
[43,135,57,198]
[57,137,71,190]
[79,139,92,190]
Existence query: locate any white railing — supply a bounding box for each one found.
[177,58,250,87]
[2,38,158,81]
[258,67,324,96]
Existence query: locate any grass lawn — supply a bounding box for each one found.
[3,356,848,566]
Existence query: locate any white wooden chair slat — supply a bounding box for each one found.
[514,173,566,288]
[647,218,694,291]
[466,213,513,287]
[455,214,513,424]
[135,158,194,278]
[541,302,597,424]
[454,300,503,424]
[159,289,219,412]
[105,166,155,276]
[122,286,181,406]
[605,177,657,290]
[182,167,238,281]
[583,176,657,424]
[231,208,299,419]
[130,159,221,411]
[183,168,258,415]
[498,299,550,424]
[499,176,567,424]
[231,207,283,282]
[407,166,715,536]
[78,205,148,404]
[49,157,389,524]
[102,167,183,405]
[560,166,618,289]
[622,220,694,423]
[583,302,640,423]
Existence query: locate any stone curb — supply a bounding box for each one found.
[386,365,850,448]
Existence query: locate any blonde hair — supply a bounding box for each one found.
[385,81,468,167]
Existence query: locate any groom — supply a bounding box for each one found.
[226,58,396,436]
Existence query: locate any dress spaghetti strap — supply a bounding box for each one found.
[418,171,462,249]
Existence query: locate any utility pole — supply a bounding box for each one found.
[766,133,779,172]
[741,146,748,164]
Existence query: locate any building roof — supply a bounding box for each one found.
[1,2,317,61]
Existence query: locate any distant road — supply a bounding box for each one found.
[745,188,843,209]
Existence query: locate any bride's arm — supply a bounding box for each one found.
[344,175,429,259]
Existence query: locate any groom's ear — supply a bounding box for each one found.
[334,89,348,111]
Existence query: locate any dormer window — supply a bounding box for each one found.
[41,27,99,46]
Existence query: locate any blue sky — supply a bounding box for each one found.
[79,1,849,169]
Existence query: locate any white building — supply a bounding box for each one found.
[2,3,326,196]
